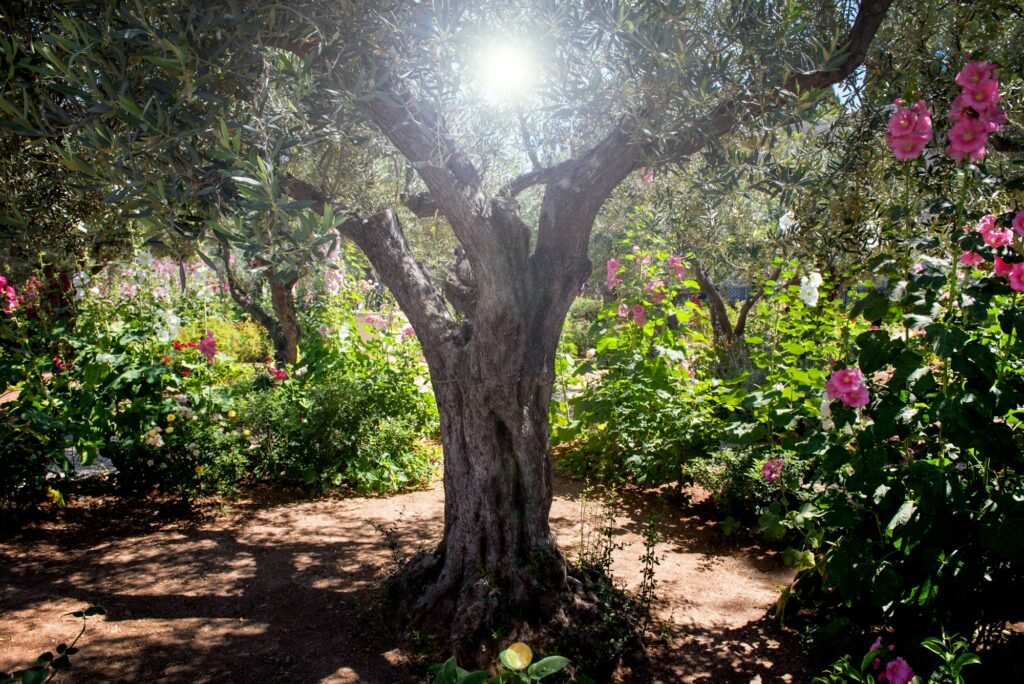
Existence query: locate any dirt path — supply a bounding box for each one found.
[0,476,807,683]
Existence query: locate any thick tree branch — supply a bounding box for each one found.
[282,176,457,358]
[361,84,493,259]
[733,266,780,338]
[200,240,276,332]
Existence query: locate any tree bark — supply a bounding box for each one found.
[204,242,300,366]
[404,364,564,652]
[268,276,300,366]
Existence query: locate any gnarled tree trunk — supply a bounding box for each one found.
[278,0,891,655]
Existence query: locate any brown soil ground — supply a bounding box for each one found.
[0,474,809,683]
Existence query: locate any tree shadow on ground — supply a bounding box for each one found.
[0,501,428,682]
[642,612,812,683]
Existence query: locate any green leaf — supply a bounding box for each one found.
[526,656,570,679]
[886,501,917,535]
[852,290,889,322]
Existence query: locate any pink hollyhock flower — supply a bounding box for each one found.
[825,367,870,408]
[632,303,647,327]
[878,656,914,684]
[994,256,1014,277]
[652,290,666,304]
[1009,264,1024,293]
[955,60,997,88]
[401,326,416,339]
[844,384,871,408]
[761,458,785,482]
[869,637,883,654]
[885,100,931,160]
[363,313,386,328]
[886,132,928,160]
[606,258,622,290]
[617,303,629,318]
[1013,211,1024,238]
[947,116,990,161]
[197,331,217,363]
[959,251,984,267]
[977,215,1013,247]
[53,355,66,371]
[886,107,918,138]
[962,79,1000,113]
[640,254,652,266]
[666,255,686,278]
[984,227,1013,248]
[2,286,18,313]
[268,367,287,382]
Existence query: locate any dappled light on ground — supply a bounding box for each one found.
[1,476,805,682]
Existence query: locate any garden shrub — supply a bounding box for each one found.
[554,247,723,485]
[240,293,438,493]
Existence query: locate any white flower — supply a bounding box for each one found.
[799,272,823,307]
[155,311,181,343]
[820,392,834,430]
[778,212,796,233]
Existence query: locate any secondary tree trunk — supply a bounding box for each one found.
[268,277,300,366]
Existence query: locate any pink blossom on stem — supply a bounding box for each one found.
[631,303,647,327]
[885,100,931,160]
[666,255,686,278]
[878,657,915,684]
[761,458,785,482]
[947,116,990,161]
[606,258,622,290]
[617,303,629,318]
[825,367,871,408]
[962,79,1000,113]
[955,60,997,88]
[197,331,217,363]
[959,251,984,267]
[976,214,1013,247]
[1009,264,1024,293]
[994,256,1014,277]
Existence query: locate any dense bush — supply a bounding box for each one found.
[554,247,724,484]
[1,254,438,504]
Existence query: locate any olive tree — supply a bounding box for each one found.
[1,0,893,651]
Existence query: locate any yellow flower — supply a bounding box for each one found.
[166,413,176,422]
[501,642,533,671]
[227,410,237,419]
[242,429,252,438]
[165,426,174,434]
[195,465,204,474]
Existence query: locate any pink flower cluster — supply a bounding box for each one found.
[868,637,914,684]
[0,274,18,314]
[885,99,932,160]
[947,60,1007,162]
[825,367,870,408]
[666,255,686,279]
[961,212,1024,291]
[268,366,287,382]
[197,330,217,363]
[606,258,622,290]
[762,458,784,482]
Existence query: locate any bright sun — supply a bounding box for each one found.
[475,40,536,103]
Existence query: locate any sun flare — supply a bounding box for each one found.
[475,40,536,103]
